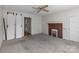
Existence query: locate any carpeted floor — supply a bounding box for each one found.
[0,34,79,53]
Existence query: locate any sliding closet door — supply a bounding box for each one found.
[16,14,23,38]
[7,14,15,40]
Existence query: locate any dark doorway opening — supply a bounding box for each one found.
[24,17,31,36]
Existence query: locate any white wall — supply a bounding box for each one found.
[3,9,42,40]
[0,6,3,47]
[42,7,79,41]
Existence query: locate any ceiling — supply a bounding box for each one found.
[3,5,79,16]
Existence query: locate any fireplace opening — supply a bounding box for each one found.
[48,23,63,38]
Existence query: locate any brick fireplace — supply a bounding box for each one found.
[48,23,63,38]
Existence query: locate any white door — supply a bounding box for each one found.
[7,14,15,40]
[16,14,23,38]
[70,17,79,42]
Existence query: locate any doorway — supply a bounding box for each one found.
[24,17,31,36]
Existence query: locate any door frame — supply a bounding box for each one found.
[24,17,31,36]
